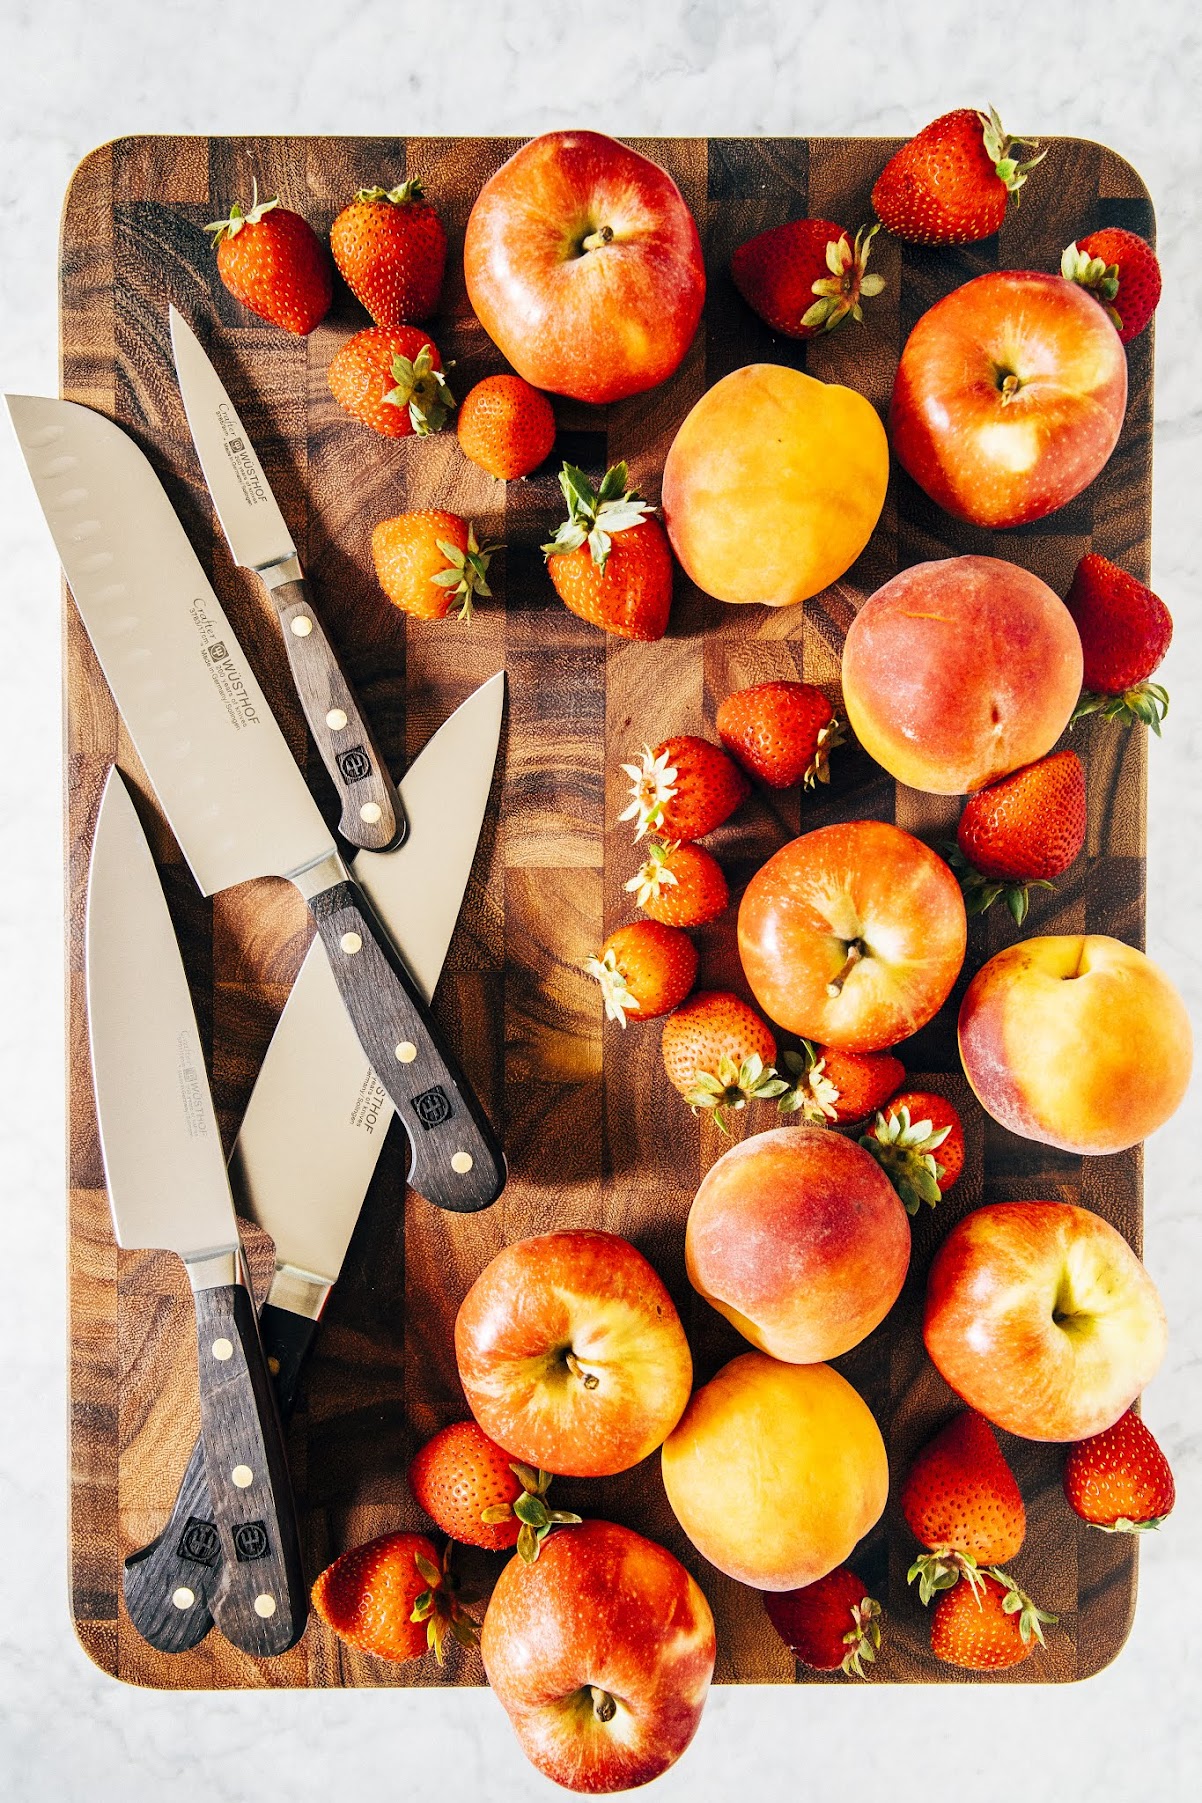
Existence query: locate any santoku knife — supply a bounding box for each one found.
[122,672,504,1652]
[87,768,307,1657]
[9,393,505,1217]
[169,305,406,854]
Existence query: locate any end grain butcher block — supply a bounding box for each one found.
[63,132,1154,1690]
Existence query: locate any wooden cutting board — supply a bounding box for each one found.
[63,133,1155,1691]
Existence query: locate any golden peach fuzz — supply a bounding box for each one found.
[959,935,1193,1155]
[842,555,1084,795]
[660,1353,889,1590]
[685,1127,910,1362]
[660,363,888,607]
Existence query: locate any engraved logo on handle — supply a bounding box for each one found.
[178,1518,221,1566]
[335,745,373,784]
[412,1085,453,1129]
[233,1521,270,1562]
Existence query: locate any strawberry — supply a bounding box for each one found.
[861,1091,964,1213]
[661,991,785,1128]
[1062,228,1162,345]
[950,750,1086,924]
[626,840,729,927]
[330,180,447,325]
[543,464,672,642]
[901,1411,1026,1602]
[619,737,750,843]
[585,920,698,1026]
[327,324,454,438]
[777,1041,904,1124]
[764,1568,883,1677]
[1065,552,1172,731]
[872,106,1044,245]
[311,1532,477,1663]
[732,220,885,340]
[458,374,556,480]
[371,510,499,621]
[408,1421,580,1561]
[205,185,332,334]
[931,1570,1054,1671]
[1063,1408,1175,1533]
[716,681,845,789]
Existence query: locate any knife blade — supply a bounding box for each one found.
[87,768,308,1657]
[122,672,504,1652]
[169,306,406,855]
[8,392,505,1216]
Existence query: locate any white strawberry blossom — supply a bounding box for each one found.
[619,745,678,841]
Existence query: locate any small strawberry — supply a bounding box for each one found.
[716,681,845,789]
[930,1571,1055,1671]
[661,991,785,1128]
[1066,552,1172,732]
[764,1568,883,1677]
[860,1092,963,1214]
[585,920,698,1026]
[619,737,750,843]
[1061,228,1162,345]
[1063,1409,1175,1533]
[543,464,673,642]
[458,374,557,480]
[949,750,1086,924]
[205,185,332,334]
[408,1421,581,1561]
[872,106,1045,245]
[626,840,729,928]
[371,510,499,621]
[330,180,447,325]
[732,220,885,340]
[902,1411,1026,1602]
[311,1532,477,1664]
[327,324,454,438]
[777,1041,904,1124]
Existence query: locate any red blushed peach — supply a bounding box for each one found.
[841,555,1083,794]
[959,934,1193,1154]
[685,1127,910,1362]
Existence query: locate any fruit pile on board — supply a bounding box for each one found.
[193,117,1187,1790]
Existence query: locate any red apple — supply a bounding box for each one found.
[464,131,705,404]
[924,1201,1168,1441]
[482,1519,715,1794]
[454,1230,693,1478]
[738,820,967,1050]
[891,270,1127,528]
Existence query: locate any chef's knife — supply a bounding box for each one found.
[122,673,504,1652]
[9,393,505,1216]
[169,306,405,854]
[87,768,307,1657]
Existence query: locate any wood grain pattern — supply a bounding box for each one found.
[62,132,1155,1690]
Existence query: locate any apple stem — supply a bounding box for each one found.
[590,1686,617,1723]
[826,941,865,998]
[565,1351,600,1391]
[581,225,614,252]
[1000,372,1022,402]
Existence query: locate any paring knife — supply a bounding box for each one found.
[169,306,405,854]
[9,393,505,1217]
[122,672,504,1653]
[87,769,308,1657]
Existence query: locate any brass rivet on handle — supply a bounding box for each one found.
[395,1041,417,1063]
[451,1151,474,1174]
[326,707,348,730]
[254,1594,277,1619]
[231,1464,253,1488]
[359,802,383,825]
[289,615,313,637]
[340,932,362,955]
[211,1337,234,1361]
[172,1586,195,1610]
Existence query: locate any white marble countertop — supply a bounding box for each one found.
[1,3,1198,1798]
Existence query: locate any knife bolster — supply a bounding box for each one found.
[184,1247,240,1290]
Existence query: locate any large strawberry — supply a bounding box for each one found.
[1062,1408,1175,1533]
[543,463,672,641]
[585,920,698,1026]
[732,220,885,340]
[458,374,556,480]
[716,681,845,789]
[1065,552,1172,731]
[764,1568,883,1677]
[860,1092,963,1214]
[1062,228,1162,345]
[950,749,1087,924]
[311,1532,477,1663]
[930,1570,1055,1671]
[872,106,1044,245]
[371,511,499,621]
[408,1421,580,1561]
[620,737,750,842]
[327,325,454,438]
[777,1041,904,1124]
[626,840,729,927]
[205,185,332,334]
[661,991,785,1128]
[330,180,447,324]
[901,1411,1026,1602]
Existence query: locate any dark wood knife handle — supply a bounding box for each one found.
[309,879,507,1213]
[194,1283,308,1656]
[269,575,405,853]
